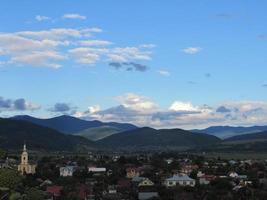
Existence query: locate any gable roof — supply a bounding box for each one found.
[166,174,195,182]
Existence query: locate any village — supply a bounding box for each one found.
[0,145,267,199]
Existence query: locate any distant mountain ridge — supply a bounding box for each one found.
[96,127,221,149]
[192,125,267,139]
[0,118,95,151]
[11,115,137,134]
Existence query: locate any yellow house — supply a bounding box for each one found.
[138,178,155,187]
[126,167,140,178]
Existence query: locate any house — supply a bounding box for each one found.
[180,164,199,175]
[138,192,159,200]
[117,179,131,191]
[112,155,120,162]
[164,174,196,187]
[40,179,53,187]
[197,171,205,178]
[126,167,140,178]
[237,175,248,180]
[199,175,216,185]
[88,167,106,173]
[165,158,174,164]
[138,178,155,187]
[108,185,117,194]
[78,184,91,200]
[60,166,77,177]
[132,176,146,184]
[228,172,239,178]
[46,185,63,197]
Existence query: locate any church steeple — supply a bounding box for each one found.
[23,142,27,152]
[18,143,36,175]
[21,142,28,165]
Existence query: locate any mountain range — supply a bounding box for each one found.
[1,115,267,152]
[11,115,137,135]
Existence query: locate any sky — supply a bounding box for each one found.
[0,0,267,129]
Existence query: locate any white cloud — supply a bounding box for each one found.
[69,46,152,65]
[88,105,101,114]
[0,33,67,67]
[68,47,108,64]
[169,101,199,112]
[16,28,91,40]
[140,44,156,48]
[115,93,158,112]
[158,70,170,76]
[182,47,202,54]
[0,27,154,68]
[108,54,127,62]
[62,13,87,20]
[79,40,112,46]
[35,15,51,21]
[11,51,66,69]
[108,47,152,62]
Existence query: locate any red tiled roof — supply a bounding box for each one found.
[46,186,63,196]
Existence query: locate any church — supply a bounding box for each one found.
[18,143,36,175]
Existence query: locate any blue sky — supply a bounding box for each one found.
[0,0,267,129]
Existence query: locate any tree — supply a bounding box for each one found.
[9,192,22,200]
[0,169,22,189]
[0,149,7,159]
[25,188,46,200]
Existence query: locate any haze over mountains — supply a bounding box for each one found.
[1,115,267,152]
[192,125,267,139]
[12,115,137,135]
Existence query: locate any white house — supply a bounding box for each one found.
[88,167,106,173]
[60,166,76,177]
[228,172,239,178]
[199,175,216,185]
[164,174,196,187]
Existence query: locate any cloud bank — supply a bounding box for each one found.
[74,93,267,129]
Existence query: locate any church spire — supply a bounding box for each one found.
[23,141,27,151]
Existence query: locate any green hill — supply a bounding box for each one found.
[97,127,221,150]
[224,131,267,144]
[77,126,122,141]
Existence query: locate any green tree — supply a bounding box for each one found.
[0,169,22,189]
[0,149,7,159]
[25,188,46,200]
[9,192,22,200]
